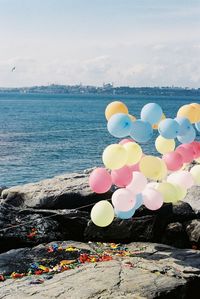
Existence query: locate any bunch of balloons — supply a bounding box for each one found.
[89,101,200,227]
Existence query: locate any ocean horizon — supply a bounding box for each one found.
[0,92,199,187]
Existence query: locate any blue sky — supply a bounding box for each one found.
[0,0,200,87]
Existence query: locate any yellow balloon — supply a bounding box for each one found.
[190,103,200,122]
[155,135,175,154]
[152,113,166,130]
[105,101,129,120]
[139,156,163,180]
[128,114,136,121]
[154,158,168,181]
[177,104,200,123]
[190,165,200,184]
[123,142,142,165]
[156,182,179,203]
[102,144,127,170]
[91,200,114,227]
[173,184,187,201]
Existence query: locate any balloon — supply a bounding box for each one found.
[190,142,200,159]
[128,114,136,121]
[195,122,200,132]
[154,158,167,181]
[107,113,132,138]
[173,184,187,201]
[190,165,200,184]
[163,152,183,171]
[105,101,128,120]
[115,207,135,219]
[123,142,143,165]
[177,126,196,144]
[126,171,147,194]
[112,188,136,211]
[91,200,114,227]
[152,113,166,130]
[167,171,194,189]
[89,168,112,193]
[175,144,194,163]
[140,103,163,125]
[139,155,163,180]
[119,138,134,145]
[146,182,159,189]
[142,188,163,210]
[102,144,127,170]
[158,118,180,139]
[155,135,175,154]
[111,166,133,187]
[130,119,153,143]
[156,182,179,203]
[129,161,140,172]
[134,193,143,209]
[175,117,192,136]
[177,104,200,123]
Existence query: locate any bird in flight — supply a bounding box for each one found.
[11,66,16,72]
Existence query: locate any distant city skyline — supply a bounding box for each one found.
[1,0,200,88]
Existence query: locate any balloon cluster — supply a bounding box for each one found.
[89,101,200,227]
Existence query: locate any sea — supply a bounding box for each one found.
[0,92,199,187]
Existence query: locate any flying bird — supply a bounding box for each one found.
[11,67,16,72]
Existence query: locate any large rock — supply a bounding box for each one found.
[1,170,112,210]
[0,201,199,254]
[183,186,200,212]
[0,241,200,299]
[186,219,200,246]
[1,168,200,213]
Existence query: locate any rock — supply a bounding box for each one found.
[161,222,190,249]
[0,200,199,253]
[186,219,200,246]
[183,185,200,212]
[1,170,112,209]
[0,241,200,299]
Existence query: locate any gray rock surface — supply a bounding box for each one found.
[183,186,200,212]
[0,241,200,299]
[1,170,112,209]
[186,219,200,245]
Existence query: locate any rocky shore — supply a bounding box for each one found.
[0,169,200,298]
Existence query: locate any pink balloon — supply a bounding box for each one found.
[190,142,200,159]
[119,138,134,145]
[176,145,194,163]
[112,188,136,211]
[163,152,183,171]
[89,168,112,194]
[111,166,133,187]
[126,171,147,194]
[129,162,140,172]
[142,188,163,210]
[167,171,194,189]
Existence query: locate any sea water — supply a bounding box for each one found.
[0,92,199,187]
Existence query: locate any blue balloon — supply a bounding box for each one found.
[158,118,180,139]
[135,193,143,210]
[141,103,163,125]
[177,126,196,144]
[130,119,153,143]
[175,117,192,136]
[195,122,200,132]
[107,113,132,138]
[115,207,135,219]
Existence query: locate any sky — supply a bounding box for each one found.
[0,0,200,87]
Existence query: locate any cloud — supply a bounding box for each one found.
[1,42,200,88]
